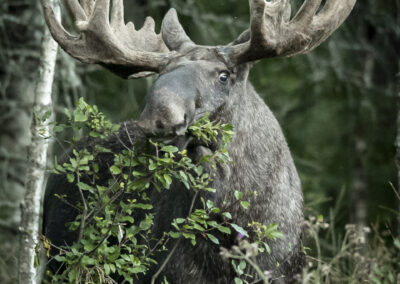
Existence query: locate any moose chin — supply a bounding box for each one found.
[42,0,356,283]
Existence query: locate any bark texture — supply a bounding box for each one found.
[0,2,58,283]
[0,3,43,283]
[18,1,60,283]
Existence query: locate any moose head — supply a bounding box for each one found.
[42,0,356,138]
[42,0,356,282]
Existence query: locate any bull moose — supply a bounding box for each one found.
[42,0,356,283]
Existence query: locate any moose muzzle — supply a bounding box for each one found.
[138,66,196,137]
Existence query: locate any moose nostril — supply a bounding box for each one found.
[184,113,187,123]
[155,120,164,129]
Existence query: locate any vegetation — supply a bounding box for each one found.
[44,99,285,283]
[43,99,400,283]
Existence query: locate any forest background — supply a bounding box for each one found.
[0,0,399,283]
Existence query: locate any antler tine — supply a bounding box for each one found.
[41,0,79,48]
[90,0,111,30]
[292,0,322,25]
[219,0,357,66]
[80,0,95,17]
[41,0,178,78]
[312,0,357,43]
[249,0,291,49]
[110,0,124,29]
[66,0,87,24]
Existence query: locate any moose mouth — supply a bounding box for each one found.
[146,132,216,163]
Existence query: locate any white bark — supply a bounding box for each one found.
[18,1,60,283]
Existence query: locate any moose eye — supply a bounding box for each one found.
[218,71,230,83]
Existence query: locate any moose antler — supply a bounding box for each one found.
[218,0,357,65]
[41,0,178,78]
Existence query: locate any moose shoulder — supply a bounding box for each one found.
[42,0,356,283]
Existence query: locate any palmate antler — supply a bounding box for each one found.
[41,0,178,78]
[218,0,357,65]
[42,0,357,77]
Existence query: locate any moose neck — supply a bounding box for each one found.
[215,65,303,256]
[222,65,291,168]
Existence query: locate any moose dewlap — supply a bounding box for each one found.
[42,0,356,283]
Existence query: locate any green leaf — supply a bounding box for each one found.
[193,223,206,231]
[68,270,78,281]
[175,218,186,224]
[179,171,188,182]
[81,255,96,265]
[234,278,243,284]
[182,232,195,240]
[211,207,220,213]
[54,255,66,262]
[53,124,65,133]
[64,108,72,120]
[95,145,112,153]
[139,220,152,230]
[394,238,400,250]
[133,171,145,177]
[149,161,157,171]
[169,231,181,239]
[264,223,284,240]
[161,145,179,153]
[238,260,246,274]
[66,173,75,183]
[110,165,122,175]
[194,165,204,176]
[133,203,153,210]
[230,224,249,237]
[207,221,218,228]
[131,266,146,274]
[121,216,134,223]
[104,263,111,275]
[222,212,232,219]
[240,201,250,209]
[234,191,243,200]
[206,233,219,244]
[164,174,172,188]
[217,225,231,234]
[73,109,88,122]
[77,182,93,192]
[263,242,271,254]
[204,187,217,193]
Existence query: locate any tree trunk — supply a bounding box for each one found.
[0,2,44,283]
[18,1,60,283]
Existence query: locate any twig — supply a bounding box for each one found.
[151,191,200,283]
[226,252,269,284]
[150,238,182,284]
[77,174,88,242]
[124,122,134,146]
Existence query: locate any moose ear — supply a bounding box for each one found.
[162,9,195,52]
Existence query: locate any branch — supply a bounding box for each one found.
[151,190,199,284]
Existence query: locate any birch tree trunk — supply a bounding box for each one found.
[0,2,44,283]
[18,1,60,283]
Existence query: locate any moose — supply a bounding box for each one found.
[42,0,356,283]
